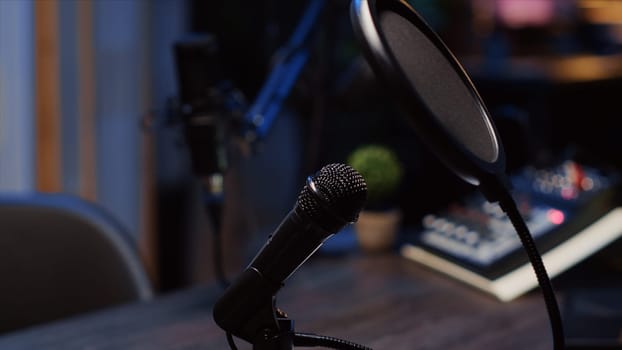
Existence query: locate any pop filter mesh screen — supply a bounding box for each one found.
[379,11,497,163]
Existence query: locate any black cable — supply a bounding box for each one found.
[202,185,230,288]
[294,332,373,350]
[226,332,238,350]
[498,190,565,350]
[212,227,230,288]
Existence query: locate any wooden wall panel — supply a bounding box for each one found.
[76,0,97,201]
[35,0,62,192]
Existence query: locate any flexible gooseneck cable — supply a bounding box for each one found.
[497,189,565,350]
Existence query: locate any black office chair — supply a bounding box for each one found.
[0,193,153,333]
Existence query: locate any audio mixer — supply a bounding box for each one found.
[401,160,622,301]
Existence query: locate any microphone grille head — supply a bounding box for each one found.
[298,163,368,225]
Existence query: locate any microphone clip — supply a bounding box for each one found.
[214,268,367,350]
[213,268,293,349]
[252,318,296,350]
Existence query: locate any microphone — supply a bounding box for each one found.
[213,163,367,342]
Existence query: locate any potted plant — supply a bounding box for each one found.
[347,144,404,253]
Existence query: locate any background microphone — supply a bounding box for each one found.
[213,163,367,342]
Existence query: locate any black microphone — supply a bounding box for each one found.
[213,163,367,342]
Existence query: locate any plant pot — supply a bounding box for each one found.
[354,208,402,253]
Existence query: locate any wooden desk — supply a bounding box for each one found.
[0,254,552,349]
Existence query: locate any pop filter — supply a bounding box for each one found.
[350,0,506,199]
[350,1,564,349]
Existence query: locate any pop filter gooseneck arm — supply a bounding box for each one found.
[497,186,565,350]
[350,0,564,348]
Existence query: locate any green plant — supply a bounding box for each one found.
[347,144,403,209]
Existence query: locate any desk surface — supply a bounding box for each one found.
[0,254,553,349]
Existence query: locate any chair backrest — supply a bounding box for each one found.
[0,193,153,333]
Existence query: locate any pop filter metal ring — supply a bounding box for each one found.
[350,0,506,192]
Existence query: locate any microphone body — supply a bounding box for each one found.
[213,206,340,339]
[213,163,367,343]
[250,206,336,286]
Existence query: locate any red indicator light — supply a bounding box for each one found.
[561,187,577,200]
[547,209,565,225]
